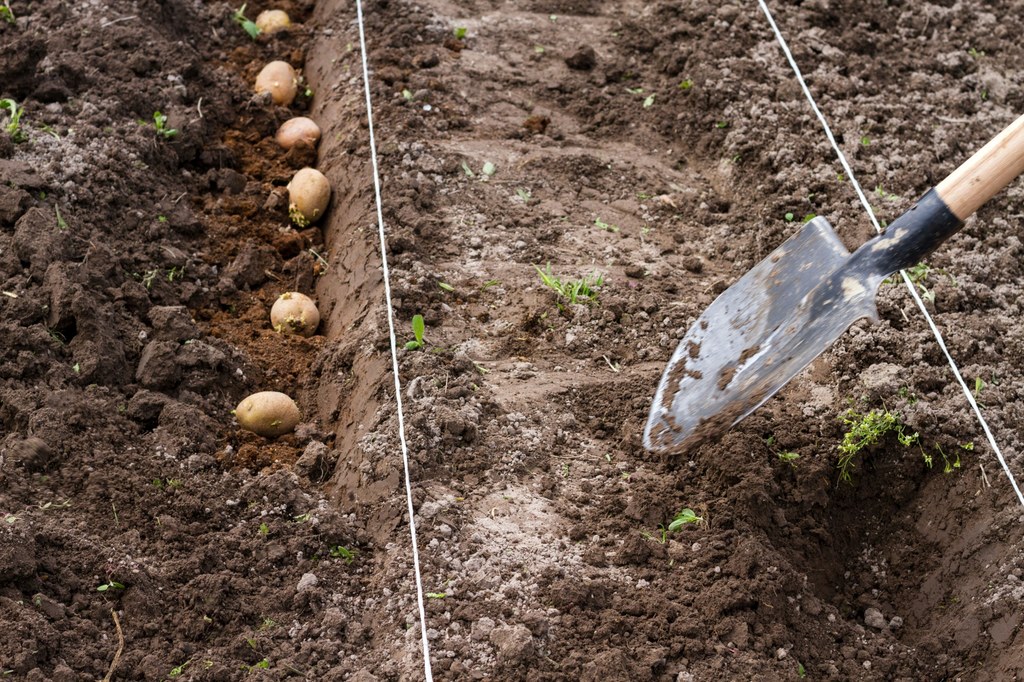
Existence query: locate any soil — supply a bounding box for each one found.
[2,0,1024,680]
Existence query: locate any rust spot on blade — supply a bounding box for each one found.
[687,340,701,358]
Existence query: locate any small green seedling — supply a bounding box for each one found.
[168,661,190,678]
[405,314,425,350]
[667,508,703,531]
[426,592,446,599]
[97,580,126,592]
[233,4,261,39]
[0,1,15,24]
[481,161,496,177]
[777,451,800,467]
[515,188,531,202]
[535,263,604,305]
[258,522,269,536]
[972,377,987,408]
[0,98,26,142]
[453,26,467,39]
[150,111,178,139]
[678,79,693,90]
[460,161,475,178]
[643,94,656,108]
[594,217,619,233]
[837,407,919,483]
[714,121,729,129]
[329,545,357,563]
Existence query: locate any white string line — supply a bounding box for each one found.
[354,1,435,678]
[757,0,1024,508]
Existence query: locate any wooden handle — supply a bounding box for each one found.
[935,113,1024,221]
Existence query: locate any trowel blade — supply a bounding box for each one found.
[644,217,881,453]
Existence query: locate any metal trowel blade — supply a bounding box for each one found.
[644,217,881,453]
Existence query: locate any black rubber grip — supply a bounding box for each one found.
[849,188,964,277]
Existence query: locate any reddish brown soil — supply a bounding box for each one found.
[3,0,1024,680]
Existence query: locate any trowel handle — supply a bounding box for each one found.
[936,113,1024,220]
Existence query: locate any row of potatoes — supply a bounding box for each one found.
[236,10,330,440]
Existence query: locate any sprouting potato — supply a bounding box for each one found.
[234,391,301,438]
[255,9,291,34]
[276,116,321,150]
[271,291,320,336]
[255,61,298,106]
[287,167,331,227]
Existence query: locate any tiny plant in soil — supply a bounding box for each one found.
[515,187,531,202]
[453,26,467,39]
[972,376,986,407]
[404,314,426,350]
[668,508,704,531]
[0,0,14,24]
[149,111,178,138]
[97,579,125,592]
[168,661,190,677]
[0,98,26,142]
[329,545,356,563]
[594,217,619,233]
[837,407,920,483]
[232,3,261,39]
[678,79,693,90]
[535,263,604,305]
[777,451,800,467]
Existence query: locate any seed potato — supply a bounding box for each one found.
[276,117,321,150]
[235,391,301,438]
[255,9,291,34]
[271,291,320,336]
[255,61,298,106]
[287,167,331,226]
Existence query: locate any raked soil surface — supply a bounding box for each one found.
[3,0,1024,680]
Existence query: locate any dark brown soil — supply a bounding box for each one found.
[3,0,1024,680]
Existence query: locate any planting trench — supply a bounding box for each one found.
[3,0,1024,680]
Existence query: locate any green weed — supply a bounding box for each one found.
[0,1,14,24]
[777,451,800,467]
[667,508,703,531]
[535,263,603,305]
[97,580,125,592]
[837,407,920,483]
[453,26,467,39]
[404,314,425,350]
[150,111,178,138]
[0,98,26,142]
[168,660,190,678]
[329,545,357,563]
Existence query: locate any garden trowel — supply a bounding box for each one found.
[644,113,1024,453]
